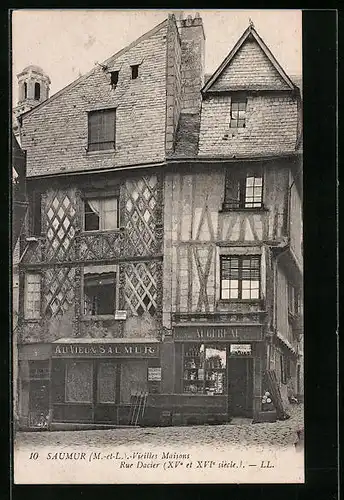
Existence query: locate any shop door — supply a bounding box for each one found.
[94,360,120,423]
[228,358,253,417]
[60,360,120,423]
[29,379,50,426]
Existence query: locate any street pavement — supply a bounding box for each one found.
[15,404,304,451]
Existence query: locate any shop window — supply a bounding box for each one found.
[24,273,41,319]
[65,361,93,403]
[88,108,116,151]
[83,272,116,316]
[223,167,263,210]
[84,197,118,231]
[230,95,247,128]
[183,344,226,395]
[220,255,260,300]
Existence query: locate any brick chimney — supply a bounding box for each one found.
[178,12,205,114]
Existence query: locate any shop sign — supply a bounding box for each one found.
[52,343,159,358]
[230,344,252,355]
[148,367,162,381]
[174,325,262,341]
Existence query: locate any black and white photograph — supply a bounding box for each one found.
[12,9,304,484]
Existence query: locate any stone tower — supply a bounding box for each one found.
[13,65,51,144]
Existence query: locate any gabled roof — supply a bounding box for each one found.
[202,24,296,93]
[19,19,168,120]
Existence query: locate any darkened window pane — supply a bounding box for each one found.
[111,71,119,87]
[65,361,93,403]
[34,82,41,100]
[84,201,100,231]
[131,65,139,79]
[84,273,115,315]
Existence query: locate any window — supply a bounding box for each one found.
[88,109,116,151]
[183,344,226,395]
[110,71,119,88]
[288,283,300,316]
[131,64,139,79]
[84,197,118,231]
[84,272,116,316]
[24,82,27,99]
[220,256,260,300]
[223,168,263,209]
[34,82,41,100]
[24,273,41,319]
[230,96,247,128]
[31,192,42,235]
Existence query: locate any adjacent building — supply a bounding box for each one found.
[13,13,303,429]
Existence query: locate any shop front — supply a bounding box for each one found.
[172,324,264,421]
[50,338,161,425]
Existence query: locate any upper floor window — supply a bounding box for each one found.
[84,272,116,316]
[223,167,263,210]
[24,273,41,319]
[288,283,301,317]
[131,64,139,80]
[220,255,260,300]
[110,71,119,88]
[34,82,41,100]
[31,191,42,236]
[24,82,27,99]
[230,96,247,128]
[88,108,116,152]
[84,197,119,231]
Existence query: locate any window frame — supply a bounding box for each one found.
[83,272,116,317]
[83,195,119,232]
[183,343,227,395]
[131,64,139,80]
[220,255,261,301]
[229,95,248,128]
[30,191,42,236]
[87,108,116,152]
[223,167,264,211]
[24,272,41,320]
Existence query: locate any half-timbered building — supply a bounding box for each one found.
[14,13,303,429]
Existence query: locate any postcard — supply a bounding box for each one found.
[12,9,304,484]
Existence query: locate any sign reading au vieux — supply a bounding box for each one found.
[174,325,262,341]
[52,343,159,358]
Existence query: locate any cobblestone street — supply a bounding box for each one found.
[15,404,303,452]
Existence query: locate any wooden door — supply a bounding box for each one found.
[228,358,253,417]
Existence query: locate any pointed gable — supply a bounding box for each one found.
[203,26,295,93]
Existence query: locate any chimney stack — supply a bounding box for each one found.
[178,13,205,114]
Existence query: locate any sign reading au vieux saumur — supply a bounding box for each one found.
[52,343,159,358]
[174,325,262,341]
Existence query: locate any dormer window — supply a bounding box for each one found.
[230,96,247,128]
[34,82,41,100]
[110,71,119,88]
[131,64,139,80]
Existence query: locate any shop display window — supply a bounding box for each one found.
[183,344,227,395]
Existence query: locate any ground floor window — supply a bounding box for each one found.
[183,343,227,395]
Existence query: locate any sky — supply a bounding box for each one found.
[11,9,302,104]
